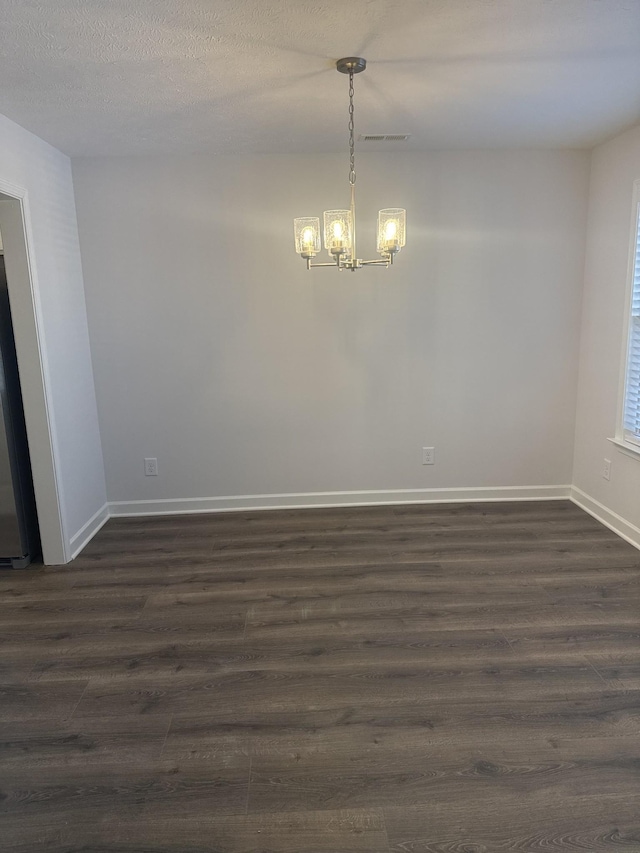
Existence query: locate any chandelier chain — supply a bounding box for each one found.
[348,70,356,186]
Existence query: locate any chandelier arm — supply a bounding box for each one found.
[307,260,342,269]
[305,258,390,272]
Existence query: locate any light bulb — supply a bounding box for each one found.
[385,220,397,241]
[294,216,320,257]
[323,211,350,256]
[377,209,405,256]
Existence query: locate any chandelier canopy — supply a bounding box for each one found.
[293,57,406,272]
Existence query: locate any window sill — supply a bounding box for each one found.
[607,437,640,461]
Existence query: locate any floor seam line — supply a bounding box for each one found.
[380,807,393,853]
[159,713,174,757]
[584,655,609,685]
[243,608,249,640]
[499,630,517,653]
[67,678,91,720]
[245,755,252,815]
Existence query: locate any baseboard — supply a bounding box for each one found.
[570,487,640,552]
[68,502,110,560]
[108,484,571,517]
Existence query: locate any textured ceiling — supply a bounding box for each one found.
[1,0,640,156]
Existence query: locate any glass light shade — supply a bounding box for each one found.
[377,208,406,255]
[323,210,353,257]
[294,217,321,257]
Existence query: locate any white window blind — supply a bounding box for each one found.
[623,202,640,446]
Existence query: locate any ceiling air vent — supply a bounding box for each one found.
[359,134,410,142]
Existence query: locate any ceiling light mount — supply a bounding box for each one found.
[293,57,406,272]
[336,57,367,75]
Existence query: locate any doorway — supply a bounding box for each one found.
[0,188,67,564]
[0,250,40,565]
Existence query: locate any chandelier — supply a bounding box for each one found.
[293,57,406,272]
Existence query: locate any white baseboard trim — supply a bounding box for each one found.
[108,485,571,518]
[68,502,110,560]
[570,487,640,552]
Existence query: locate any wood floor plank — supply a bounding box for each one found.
[164,690,640,750]
[0,608,246,644]
[0,569,74,595]
[384,791,640,851]
[0,680,89,721]
[63,550,640,594]
[68,541,640,575]
[1,808,389,852]
[245,588,554,623]
[72,660,612,718]
[503,623,640,661]
[243,601,623,640]
[0,714,172,768]
[0,591,148,621]
[27,628,513,682]
[0,759,250,823]
[247,734,640,813]
[538,569,640,601]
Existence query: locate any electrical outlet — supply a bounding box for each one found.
[422,447,435,465]
[144,457,158,476]
[603,458,611,481]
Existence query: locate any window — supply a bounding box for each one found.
[622,192,640,448]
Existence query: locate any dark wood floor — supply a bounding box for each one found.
[2,500,640,851]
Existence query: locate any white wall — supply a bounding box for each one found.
[572,124,640,543]
[72,150,589,512]
[0,113,107,561]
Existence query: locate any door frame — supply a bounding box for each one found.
[0,179,67,564]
